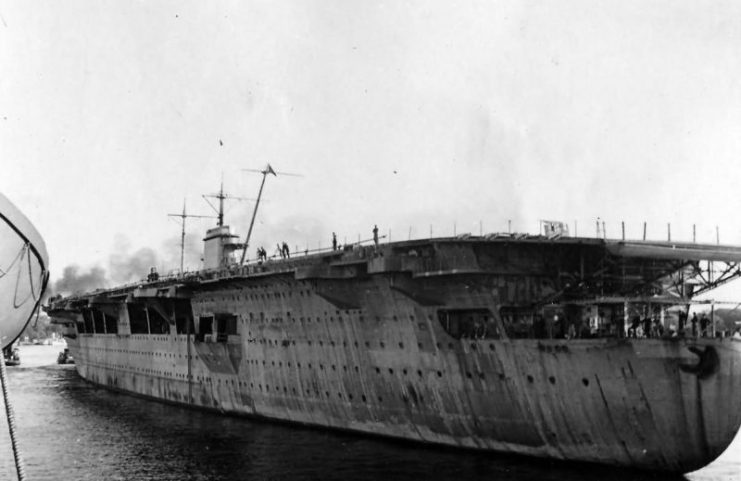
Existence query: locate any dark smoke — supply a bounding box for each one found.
[51,231,206,296]
[105,234,153,284]
[53,265,108,296]
[109,246,158,285]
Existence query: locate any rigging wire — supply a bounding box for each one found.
[0,243,27,281]
[12,245,35,309]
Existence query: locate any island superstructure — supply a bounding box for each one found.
[46,169,741,473]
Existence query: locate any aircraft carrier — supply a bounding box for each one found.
[45,169,741,473]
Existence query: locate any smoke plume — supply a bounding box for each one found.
[51,231,205,296]
[53,265,108,296]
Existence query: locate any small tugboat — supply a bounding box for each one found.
[57,348,74,365]
[3,345,20,367]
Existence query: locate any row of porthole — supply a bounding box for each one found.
[91,354,490,385]
[244,359,488,381]
[92,360,490,390]
[88,346,191,359]
[245,314,421,324]
[525,375,590,387]
[246,358,362,373]
[248,337,497,353]
[132,335,170,341]
[196,289,315,303]
[88,346,199,361]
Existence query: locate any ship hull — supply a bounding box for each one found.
[49,237,741,473]
[70,329,741,473]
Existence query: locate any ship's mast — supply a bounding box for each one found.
[203,180,254,228]
[167,200,214,273]
[218,182,224,227]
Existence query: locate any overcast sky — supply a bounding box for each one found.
[2,1,741,292]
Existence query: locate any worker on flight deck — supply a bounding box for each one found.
[678,311,687,337]
[332,232,338,251]
[628,316,640,338]
[642,316,652,338]
[700,314,709,338]
[282,242,290,259]
[373,225,379,247]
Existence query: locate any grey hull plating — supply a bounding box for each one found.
[49,237,741,473]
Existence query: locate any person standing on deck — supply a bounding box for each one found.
[700,313,709,338]
[678,311,687,337]
[642,316,652,338]
[628,316,640,338]
[373,225,379,248]
[691,312,698,337]
[332,232,338,251]
[282,242,290,259]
